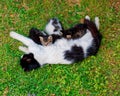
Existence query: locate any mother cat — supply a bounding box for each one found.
[10,16,102,71]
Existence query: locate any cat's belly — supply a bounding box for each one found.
[43,45,73,64]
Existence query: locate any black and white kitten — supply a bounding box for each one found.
[10,16,102,71]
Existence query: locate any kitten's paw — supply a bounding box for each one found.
[85,15,90,20]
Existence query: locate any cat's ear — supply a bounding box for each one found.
[48,36,53,41]
[39,36,43,41]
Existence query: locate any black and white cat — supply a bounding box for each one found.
[10,16,102,71]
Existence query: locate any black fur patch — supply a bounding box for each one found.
[20,53,40,72]
[29,28,46,45]
[62,24,87,39]
[64,45,84,63]
[87,38,102,56]
[51,18,63,32]
[51,34,62,43]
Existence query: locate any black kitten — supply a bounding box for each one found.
[20,53,40,72]
[29,28,53,46]
[62,24,87,39]
[29,28,46,45]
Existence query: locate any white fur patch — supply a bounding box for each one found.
[45,20,55,35]
[45,19,62,35]
[95,17,99,30]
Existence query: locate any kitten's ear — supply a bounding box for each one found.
[48,36,53,41]
[39,36,43,41]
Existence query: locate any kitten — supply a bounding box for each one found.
[10,16,102,71]
[29,28,62,46]
[62,24,87,39]
[29,28,46,45]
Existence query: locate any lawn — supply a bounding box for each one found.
[0,0,120,96]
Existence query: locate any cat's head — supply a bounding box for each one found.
[20,53,40,72]
[45,18,63,35]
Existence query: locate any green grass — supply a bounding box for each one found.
[0,0,120,95]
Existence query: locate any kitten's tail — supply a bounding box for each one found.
[94,17,99,30]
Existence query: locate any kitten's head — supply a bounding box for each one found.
[20,53,40,72]
[39,35,53,46]
[45,18,63,35]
